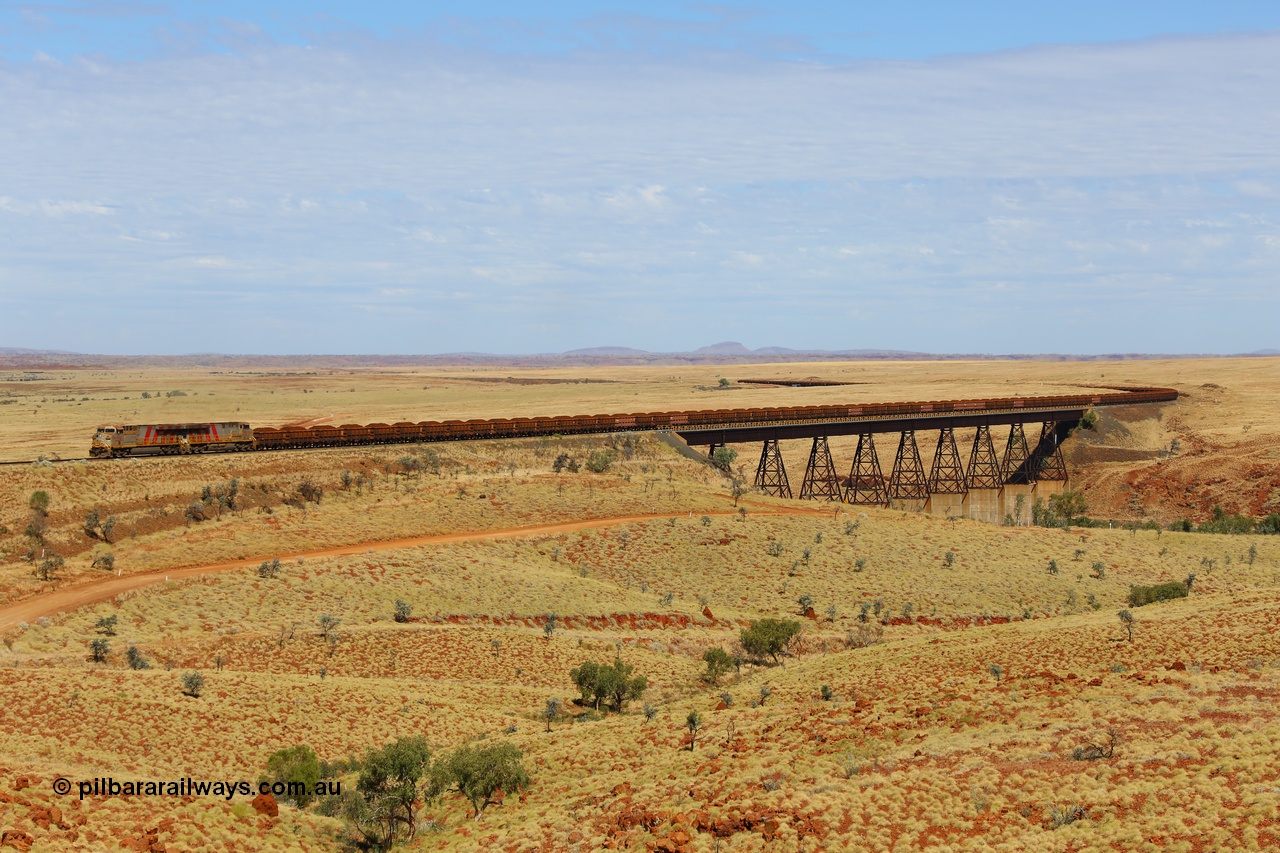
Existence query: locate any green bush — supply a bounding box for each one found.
[345,736,433,848]
[261,745,323,807]
[431,742,530,819]
[570,658,648,711]
[1127,582,1189,608]
[584,449,615,473]
[739,618,801,665]
[702,648,734,685]
[1198,505,1255,535]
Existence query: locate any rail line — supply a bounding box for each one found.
[7,385,1178,464]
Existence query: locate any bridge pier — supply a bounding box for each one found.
[963,425,1003,523]
[888,430,928,510]
[799,436,842,501]
[754,439,792,498]
[1030,421,1069,483]
[925,427,966,518]
[844,432,887,505]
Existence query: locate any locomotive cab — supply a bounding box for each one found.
[90,425,121,458]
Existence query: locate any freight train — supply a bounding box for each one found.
[87,386,1178,458]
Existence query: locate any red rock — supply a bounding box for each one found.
[250,793,278,818]
[761,819,781,841]
[12,778,31,791]
[715,701,728,711]
[1168,661,1186,671]
[702,606,714,620]
[1,830,34,852]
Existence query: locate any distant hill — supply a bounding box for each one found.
[1,344,1277,368]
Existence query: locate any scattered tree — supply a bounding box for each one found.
[739,618,801,665]
[89,638,110,663]
[182,671,205,697]
[542,698,562,732]
[95,615,118,636]
[686,710,703,751]
[344,736,434,847]
[91,553,115,571]
[257,558,282,579]
[432,742,530,820]
[393,599,413,623]
[702,648,734,686]
[584,449,615,473]
[317,613,340,641]
[570,658,648,712]
[126,645,151,670]
[710,447,738,471]
[1117,609,1135,642]
[34,553,64,582]
[260,745,323,807]
[1048,491,1089,527]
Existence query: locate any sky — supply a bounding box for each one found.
[1,2,1278,355]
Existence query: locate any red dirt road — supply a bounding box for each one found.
[0,505,827,632]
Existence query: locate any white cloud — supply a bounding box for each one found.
[0,31,1276,353]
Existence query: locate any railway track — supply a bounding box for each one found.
[5,386,1179,466]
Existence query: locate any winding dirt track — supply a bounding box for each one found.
[0,504,829,632]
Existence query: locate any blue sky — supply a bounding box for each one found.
[1,2,1277,354]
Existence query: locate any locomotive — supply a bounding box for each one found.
[90,422,256,458]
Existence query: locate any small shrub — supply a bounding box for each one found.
[685,710,703,750]
[89,638,110,663]
[126,645,151,670]
[1046,802,1087,829]
[182,671,205,698]
[702,648,734,686]
[393,599,412,623]
[820,684,835,701]
[542,698,562,732]
[317,613,340,640]
[1071,729,1120,761]
[584,449,615,473]
[1127,582,1189,608]
[846,624,883,649]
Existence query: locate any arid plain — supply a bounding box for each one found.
[0,356,1277,852]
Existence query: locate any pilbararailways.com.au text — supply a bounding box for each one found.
[53,776,342,801]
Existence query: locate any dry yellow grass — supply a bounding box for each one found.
[0,356,1277,852]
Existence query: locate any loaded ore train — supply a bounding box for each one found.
[87,386,1178,459]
